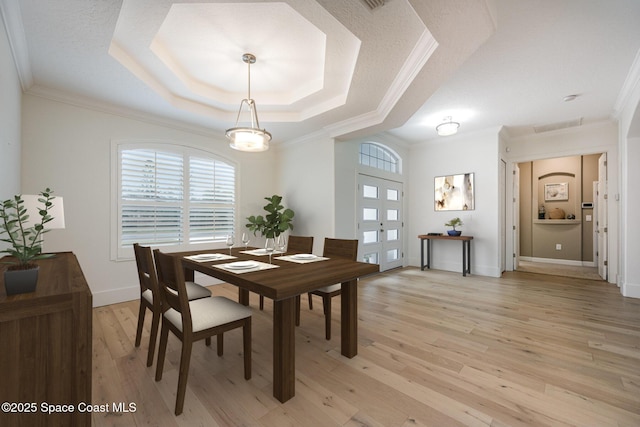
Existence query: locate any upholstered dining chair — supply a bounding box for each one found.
[153,249,252,415]
[304,238,358,340]
[259,235,314,310]
[133,243,211,367]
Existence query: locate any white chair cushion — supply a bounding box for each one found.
[164,296,252,333]
[145,282,211,304]
[142,289,153,303]
[185,281,212,300]
[313,283,342,294]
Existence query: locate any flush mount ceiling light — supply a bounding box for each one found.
[225,53,272,152]
[436,116,460,136]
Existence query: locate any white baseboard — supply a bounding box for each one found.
[519,256,594,267]
[622,280,640,298]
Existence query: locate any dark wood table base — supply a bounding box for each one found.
[418,234,473,276]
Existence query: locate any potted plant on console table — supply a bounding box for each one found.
[445,217,463,236]
[1,188,60,295]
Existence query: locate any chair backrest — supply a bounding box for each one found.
[322,238,358,261]
[153,249,192,330]
[133,243,160,300]
[287,235,314,254]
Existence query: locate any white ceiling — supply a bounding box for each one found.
[3,0,640,145]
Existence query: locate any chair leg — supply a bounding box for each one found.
[205,337,211,346]
[155,322,170,381]
[146,310,161,367]
[135,303,146,347]
[308,293,313,310]
[323,296,331,340]
[259,295,264,310]
[243,319,252,380]
[174,339,193,415]
[217,334,224,356]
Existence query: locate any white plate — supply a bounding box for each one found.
[291,254,317,260]
[226,261,259,270]
[190,254,222,261]
[253,249,268,254]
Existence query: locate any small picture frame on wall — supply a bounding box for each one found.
[434,173,475,211]
[544,182,568,201]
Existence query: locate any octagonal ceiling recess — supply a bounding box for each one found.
[109,1,363,123]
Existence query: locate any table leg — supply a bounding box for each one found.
[427,240,432,269]
[462,240,467,276]
[273,298,296,402]
[420,238,425,270]
[467,240,472,275]
[238,289,250,306]
[341,279,358,358]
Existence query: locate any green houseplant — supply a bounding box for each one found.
[1,188,58,294]
[246,195,294,238]
[445,217,463,236]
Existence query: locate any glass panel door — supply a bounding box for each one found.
[357,174,403,271]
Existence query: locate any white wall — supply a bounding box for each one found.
[0,15,21,202]
[617,59,640,298]
[408,128,502,277]
[504,120,619,284]
[277,135,335,255]
[21,94,276,306]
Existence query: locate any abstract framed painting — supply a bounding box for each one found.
[434,173,475,211]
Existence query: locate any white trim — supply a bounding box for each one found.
[0,0,33,89]
[519,256,595,267]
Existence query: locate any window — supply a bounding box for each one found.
[113,143,236,259]
[359,142,400,173]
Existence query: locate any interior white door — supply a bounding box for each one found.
[357,174,403,271]
[597,153,608,280]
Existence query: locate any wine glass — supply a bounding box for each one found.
[276,235,286,256]
[241,232,250,250]
[226,234,235,256]
[264,237,275,264]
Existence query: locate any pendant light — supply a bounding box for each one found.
[225,53,272,152]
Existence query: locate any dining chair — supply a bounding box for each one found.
[304,238,358,340]
[259,235,314,310]
[133,243,212,367]
[153,249,252,415]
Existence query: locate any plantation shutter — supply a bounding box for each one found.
[120,149,184,246]
[189,156,235,243]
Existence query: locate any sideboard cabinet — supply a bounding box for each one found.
[0,252,92,427]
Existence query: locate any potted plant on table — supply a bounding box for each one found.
[445,217,463,236]
[1,188,58,295]
[245,195,295,238]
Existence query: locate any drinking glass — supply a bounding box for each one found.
[242,232,250,250]
[264,237,275,264]
[276,235,286,256]
[226,234,235,256]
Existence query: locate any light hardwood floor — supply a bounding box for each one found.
[92,268,640,426]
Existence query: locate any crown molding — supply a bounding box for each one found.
[1,0,33,90]
[613,48,640,118]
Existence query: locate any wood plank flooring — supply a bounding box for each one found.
[92,268,640,426]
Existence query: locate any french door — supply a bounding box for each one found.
[357,174,403,271]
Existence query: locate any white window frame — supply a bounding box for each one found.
[359,142,402,174]
[110,140,238,261]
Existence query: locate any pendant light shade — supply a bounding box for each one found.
[226,54,271,152]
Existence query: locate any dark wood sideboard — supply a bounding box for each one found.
[0,252,92,427]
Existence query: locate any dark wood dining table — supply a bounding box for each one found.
[171,247,379,403]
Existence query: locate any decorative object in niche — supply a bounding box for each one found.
[435,173,474,211]
[544,182,568,201]
[567,213,576,220]
[549,208,566,219]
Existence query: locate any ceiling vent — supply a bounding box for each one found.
[533,117,583,133]
[361,0,385,10]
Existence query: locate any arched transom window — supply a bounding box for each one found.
[359,142,400,173]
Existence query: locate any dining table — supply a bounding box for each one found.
[171,246,379,403]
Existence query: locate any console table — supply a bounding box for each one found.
[0,252,92,426]
[418,234,473,276]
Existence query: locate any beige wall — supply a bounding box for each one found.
[519,154,600,263]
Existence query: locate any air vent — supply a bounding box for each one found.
[533,117,583,133]
[361,0,385,10]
